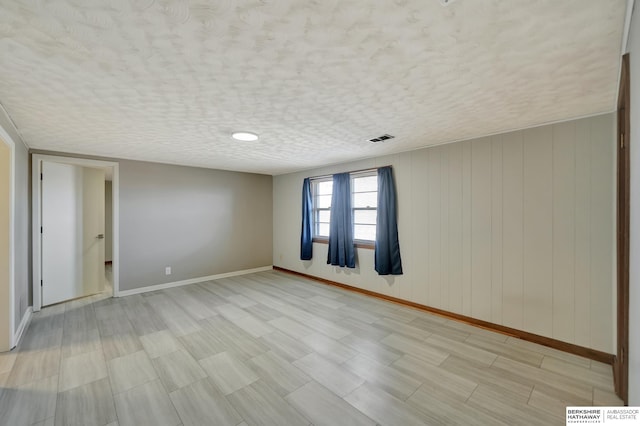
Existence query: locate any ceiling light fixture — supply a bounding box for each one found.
[231,131,259,142]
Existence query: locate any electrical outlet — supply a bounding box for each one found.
[165,266,171,275]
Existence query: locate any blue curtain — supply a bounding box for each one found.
[300,178,313,260]
[327,173,355,268]
[375,166,403,275]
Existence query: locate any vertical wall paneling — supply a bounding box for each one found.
[574,119,592,347]
[411,149,429,306]
[491,136,503,325]
[471,138,493,321]
[440,146,450,311]
[589,115,615,351]
[552,121,577,343]
[462,141,473,316]
[273,113,615,353]
[447,143,464,313]
[501,132,525,329]
[523,126,554,337]
[395,153,412,301]
[428,149,442,307]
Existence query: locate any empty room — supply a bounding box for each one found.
[1,0,639,425]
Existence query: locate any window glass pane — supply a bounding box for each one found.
[318,210,330,222]
[353,175,377,192]
[316,194,332,208]
[313,179,333,238]
[354,224,376,241]
[316,180,333,195]
[354,209,376,225]
[353,192,377,208]
[317,223,330,237]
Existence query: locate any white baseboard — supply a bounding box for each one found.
[12,307,33,349]
[116,265,273,297]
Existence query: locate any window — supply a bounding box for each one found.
[312,172,377,243]
[352,173,377,241]
[313,178,333,238]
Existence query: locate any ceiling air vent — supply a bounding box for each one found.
[368,134,395,143]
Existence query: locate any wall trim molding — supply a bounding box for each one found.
[273,266,615,365]
[12,307,32,349]
[117,266,273,297]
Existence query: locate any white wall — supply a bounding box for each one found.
[274,113,616,353]
[626,1,639,405]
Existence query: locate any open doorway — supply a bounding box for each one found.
[32,154,119,311]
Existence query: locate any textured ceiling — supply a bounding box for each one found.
[0,0,627,175]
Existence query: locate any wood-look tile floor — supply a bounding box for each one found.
[0,270,623,426]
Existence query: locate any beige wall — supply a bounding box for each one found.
[0,139,10,351]
[274,113,615,353]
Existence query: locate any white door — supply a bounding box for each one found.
[41,162,105,306]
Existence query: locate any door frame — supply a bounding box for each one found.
[32,154,120,311]
[614,53,630,404]
[0,124,15,348]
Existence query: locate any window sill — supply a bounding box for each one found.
[312,237,375,250]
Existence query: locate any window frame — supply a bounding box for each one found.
[310,171,377,249]
[350,171,377,246]
[311,177,332,242]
